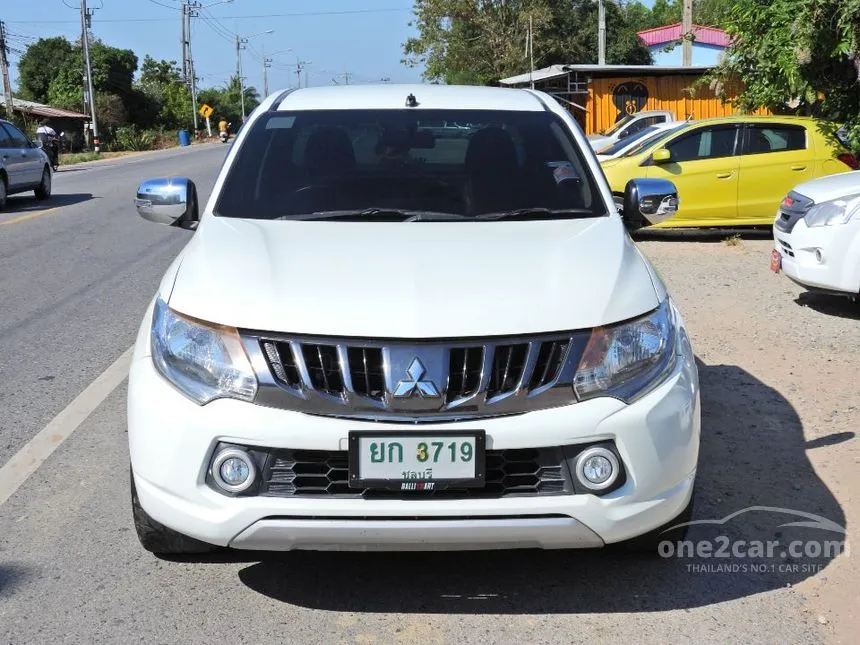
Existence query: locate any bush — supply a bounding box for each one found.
[113,125,157,151]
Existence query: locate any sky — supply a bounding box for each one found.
[3,0,425,95]
[3,0,660,97]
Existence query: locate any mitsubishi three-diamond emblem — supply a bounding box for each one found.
[393,358,440,398]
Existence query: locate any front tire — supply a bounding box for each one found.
[0,174,7,210]
[34,167,52,200]
[131,469,217,555]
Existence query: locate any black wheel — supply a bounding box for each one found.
[34,167,52,200]
[609,494,694,554]
[0,174,6,210]
[130,469,217,555]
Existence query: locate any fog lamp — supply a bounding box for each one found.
[575,446,620,491]
[212,448,256,493]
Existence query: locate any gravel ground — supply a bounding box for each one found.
[637,230,859,644]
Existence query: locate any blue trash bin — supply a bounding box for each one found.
[178,129,191,146]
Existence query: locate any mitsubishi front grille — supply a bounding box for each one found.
[244,332,589,421]
[260,446,571,498]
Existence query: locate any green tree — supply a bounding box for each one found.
[707,0,860,147]
[159,83,194,129]
[136,56,192,130]
[89,42,138,106]
[403,0,651,85]
[138,56,182,100]
[625,0,729,31]
[17,37,75,103]
[46,55,85,111]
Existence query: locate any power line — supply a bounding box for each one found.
[6,7,410,24]
[147,0,178,9]
[197,8,235,44]
[198,18,234,45]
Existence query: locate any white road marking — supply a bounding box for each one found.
[0,346,134,508]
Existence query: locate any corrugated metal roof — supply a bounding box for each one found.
[497,65,570,86]
[498,64,715,86]
[637,23,731,48]
[0,97,89,119]
[563,64,715,74]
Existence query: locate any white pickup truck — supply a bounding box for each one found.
[128,84,699,556]
[587,110,677,152]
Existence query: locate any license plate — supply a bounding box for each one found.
[348,431,486,490]
[770,249,782,273]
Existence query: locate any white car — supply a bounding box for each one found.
[772,170,860,296]
[587,110,677,152]
[595,122,684,162]
[128,84,700,555]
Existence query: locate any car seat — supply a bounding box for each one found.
[464,127,522,215]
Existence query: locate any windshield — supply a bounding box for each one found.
[597,125,662,156]
[214,109,605,220]
[621,124,684,158]
[602,114,635,137]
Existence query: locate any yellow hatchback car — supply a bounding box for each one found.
[601,116,858,228]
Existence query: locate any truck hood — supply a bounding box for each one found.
[166,216,660,338]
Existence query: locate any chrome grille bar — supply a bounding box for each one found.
[244,332,587,421]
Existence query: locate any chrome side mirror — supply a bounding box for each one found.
[623,178,679,227]
[135,177,198,228]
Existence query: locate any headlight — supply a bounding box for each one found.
[574,299,677,403]
[150,298,257,404]
[804,194,860,227]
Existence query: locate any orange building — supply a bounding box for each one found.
[498,64,764,135]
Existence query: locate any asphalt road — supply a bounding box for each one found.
[0,145,223,468]
[0,148,844,644]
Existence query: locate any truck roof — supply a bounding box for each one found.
[271,84,549,112]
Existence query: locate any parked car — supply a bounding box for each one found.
[0,118,53,210]
[601,116,857,228]
[587,109,677,152]
[595,121,685,163]
[128,84,700,555]
[771,170,860,297]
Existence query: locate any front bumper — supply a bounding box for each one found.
[773,220,860,295]
[128,320,700,551]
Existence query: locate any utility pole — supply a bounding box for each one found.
[80,0,99,152]
[528,16,535,89]
[332,71,352,86]
[235,34,247,119]
[263,57,272,96]
[180,1,187,81]
[295,59,311,89]
[186,2,198,133]
[0,21,14,119]
[682,0,693,67]
[598,0,606,66]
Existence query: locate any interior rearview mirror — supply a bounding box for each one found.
[135,177,199,229]
[652,148,672,164]
[622,178,679,228]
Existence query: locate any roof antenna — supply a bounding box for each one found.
[405,93,419,108]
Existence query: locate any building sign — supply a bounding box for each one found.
[611,81,649,122]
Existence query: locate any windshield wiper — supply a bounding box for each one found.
[279,208,468,222]
[473,208,598,221]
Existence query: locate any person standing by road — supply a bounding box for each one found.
[35,120,59,169]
